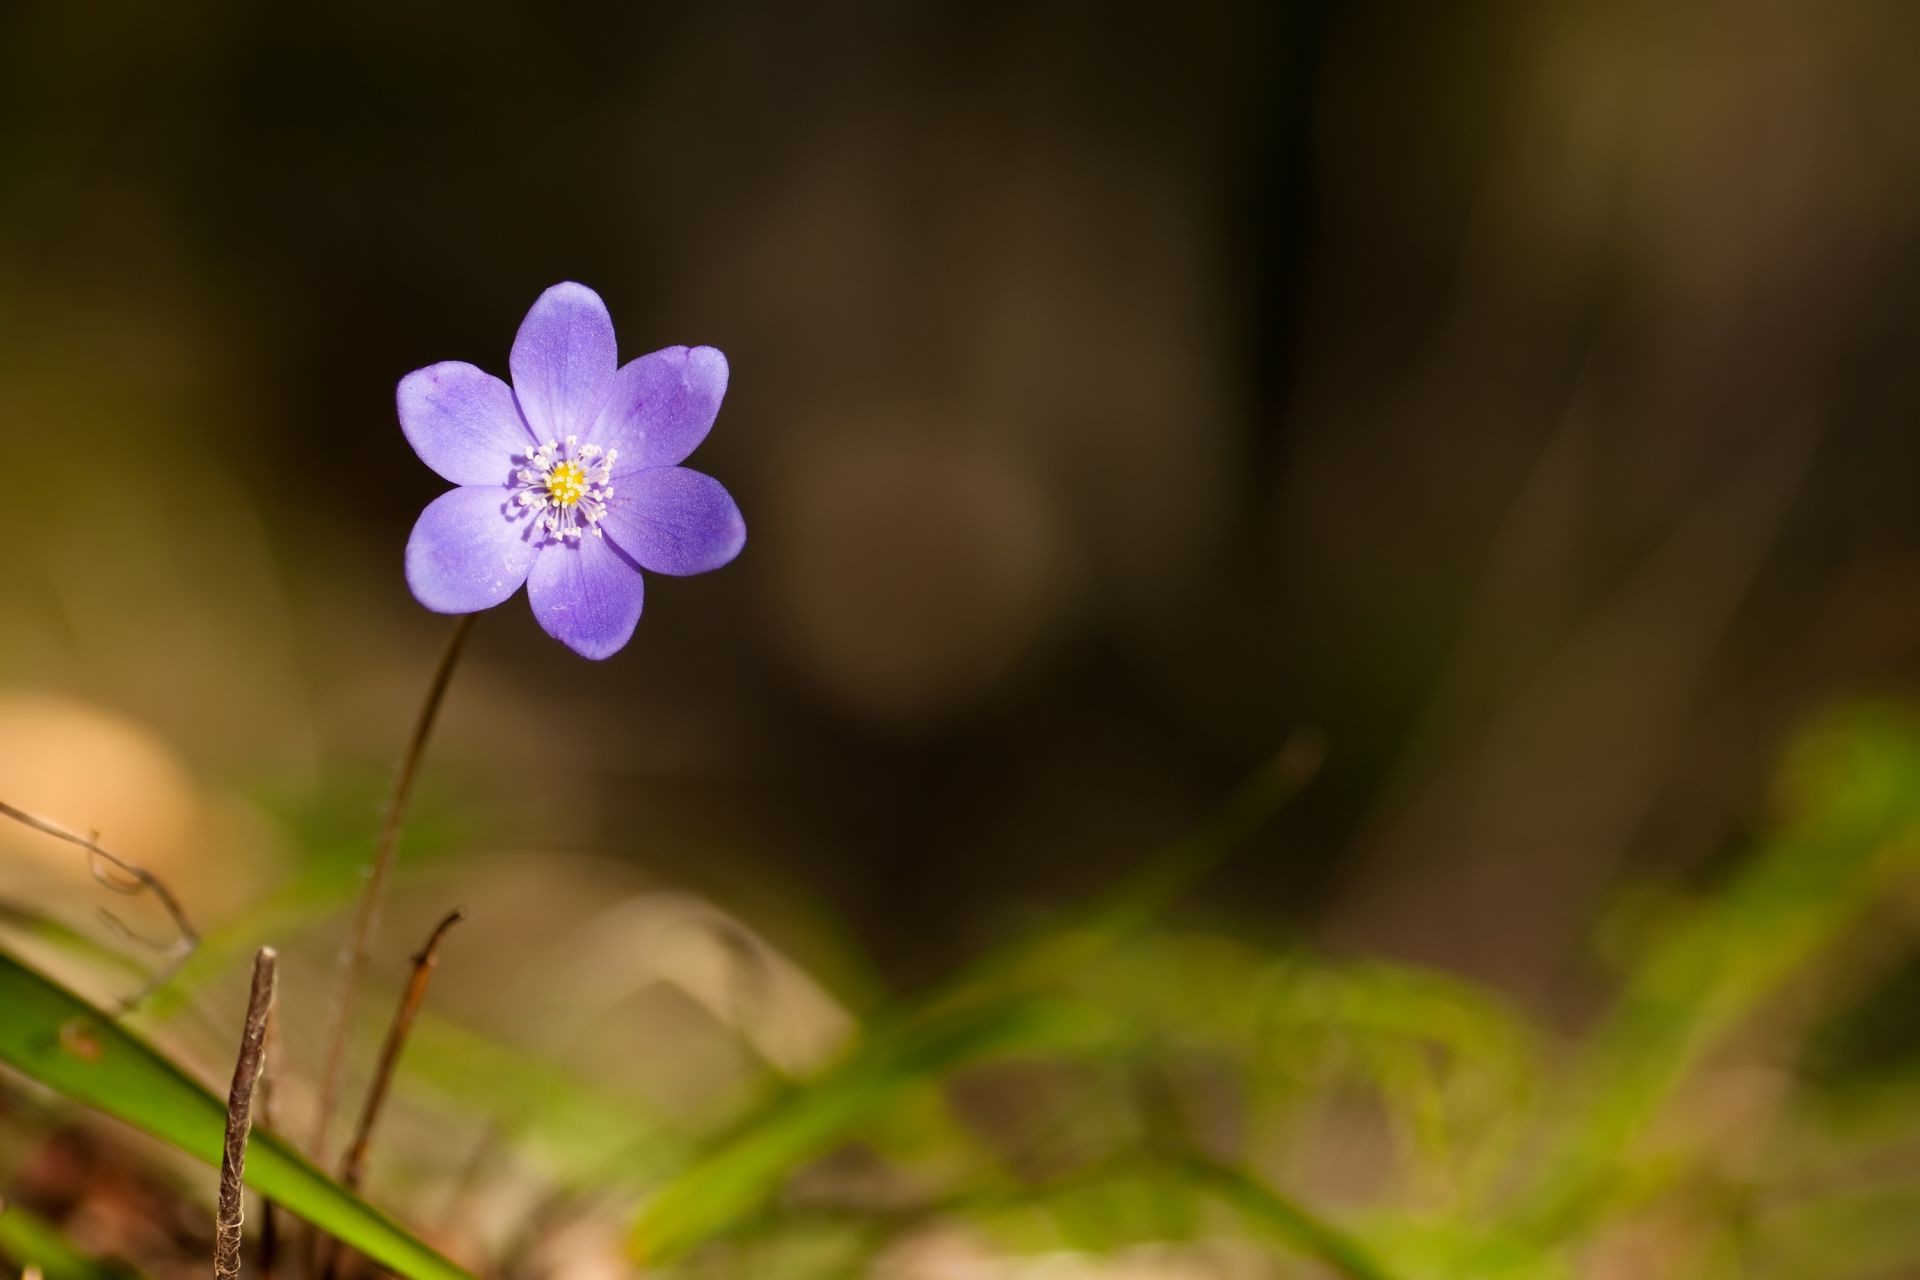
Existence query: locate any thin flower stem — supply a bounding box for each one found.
[216,948,277,1280]
[319,908,467,1280]
[309,613,474,1165]
[0,799,199,1011]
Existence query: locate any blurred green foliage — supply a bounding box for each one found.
[4,706,1920,1277]
[617,705,1920,1277]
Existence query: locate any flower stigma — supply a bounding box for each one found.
[513,435,618,542]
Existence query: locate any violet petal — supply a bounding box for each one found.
[601,467,746,577]
[397,361,533,486]
[588,345,729,469]
[405,486,539,613]
[526,533,645,659]
[509,282,618,442]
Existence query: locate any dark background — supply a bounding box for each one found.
[6,0,1920,1005]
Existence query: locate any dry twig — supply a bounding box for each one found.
[0,799,200,1011]
[341,907,468,1192]
[310,614,473,1163]
[216,948,277,1280]
[319,909,467,1280]
[258,993,283,1280]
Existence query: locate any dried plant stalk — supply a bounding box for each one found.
[311,612,473,1163]
[319,909,466,1280]
[216,948,277,1280]
[341,907,467,1192]
[258,996,283,1280]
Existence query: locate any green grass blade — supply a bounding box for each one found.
[630,995,1084,1262]
[630,740,1324,1263]
[1180,1154,1395,1280]
[0,950,473,1280]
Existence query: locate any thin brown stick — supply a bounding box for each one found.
[216,948,277,1280]
[342,907,467,1192]
[319,908,467,1280]
[258,994,282,1280]
[309,613,474,1165]
[0,799,199,1010]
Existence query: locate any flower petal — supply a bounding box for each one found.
[588,345,729,469]
[404,486,539,613]
[601,467,746,577]
[397,362,533,485]
[510,282,619,442]
[526,533,645,659]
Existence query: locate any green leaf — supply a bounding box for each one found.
[0,950,473,1280]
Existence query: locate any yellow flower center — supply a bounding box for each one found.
[546,460,589,507]
[513,436,619,542]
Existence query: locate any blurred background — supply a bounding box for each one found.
[5,2,1920,1277]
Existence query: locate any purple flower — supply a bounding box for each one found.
[399,282,745,659]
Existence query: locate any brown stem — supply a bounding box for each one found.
[320,908,467,1280]
[309,613,474,1165]
[342,907,467,1192]
[258,995,282,1280]
[216,948,277,1280]
[0,799,200,1011]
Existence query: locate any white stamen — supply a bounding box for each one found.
[507,436,618,544]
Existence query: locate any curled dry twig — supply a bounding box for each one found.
[0,798,200,1011]
[216,948,277,1280]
